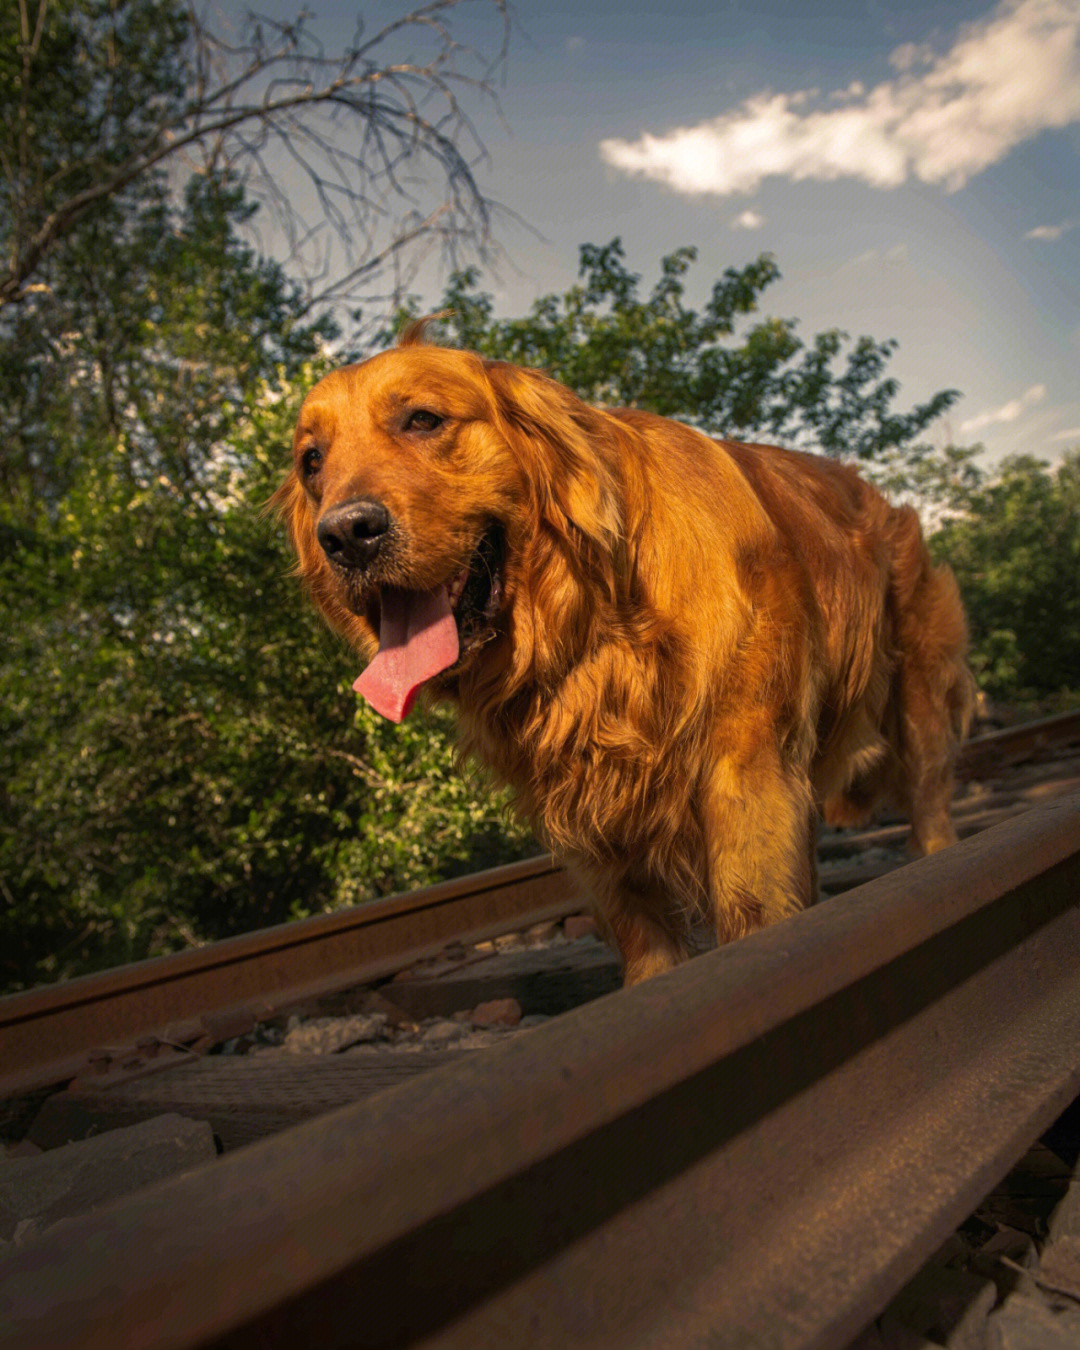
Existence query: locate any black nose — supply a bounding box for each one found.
[316,498,391,568]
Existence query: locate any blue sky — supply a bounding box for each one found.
[267,0,1080,466]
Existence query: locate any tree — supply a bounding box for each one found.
[1,0,506,311]
[0,1,531,994]
[0,173,534,992]
[929,452,1080,703]
[421,239,958,462]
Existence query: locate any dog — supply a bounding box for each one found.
[276,322,975,985]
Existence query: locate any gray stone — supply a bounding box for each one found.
[0,1113,216,1242]
[524,921,562,945]
[419,1020,466,1048]
[282,1013,387,1054]
[981,1144,1073,1237]
[987,1294,1080,1350]
[1035,1236,1080,1301]
[5,1217,42,1249]
[980,1228,1039,1270]
[0,1140,39,1160]
[562,914,601,941]
[1048,1181,1080,1241]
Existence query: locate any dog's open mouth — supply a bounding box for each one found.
[353,522,505,722]
[444,521,506,644]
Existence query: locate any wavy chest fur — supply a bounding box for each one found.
[450,540,822,910]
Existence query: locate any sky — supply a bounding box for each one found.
[260,0,1080,467]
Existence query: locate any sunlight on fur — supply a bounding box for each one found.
[277,325,976,986]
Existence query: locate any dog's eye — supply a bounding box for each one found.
[300,447,322,478]
[404,409,444,433]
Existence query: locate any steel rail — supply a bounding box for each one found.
[2,710,1079,1100]
[956,708,1080,781]
[4,791,1080,1350]
[0,855,577,1098]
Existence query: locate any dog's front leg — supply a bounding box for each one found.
[702,748,816,946]
[571,859,693,986]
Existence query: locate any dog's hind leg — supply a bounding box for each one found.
[893,568,976,858]
[896,674,966,856]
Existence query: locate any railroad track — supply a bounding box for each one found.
[1,709,1079,1349]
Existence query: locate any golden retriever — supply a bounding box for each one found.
[276,323,975,984]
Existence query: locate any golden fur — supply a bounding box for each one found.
[277,332,975,984]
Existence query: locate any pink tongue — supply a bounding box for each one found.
[353,586,460,722]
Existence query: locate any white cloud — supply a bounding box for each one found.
[842,243,910,270]
[1053,425,1080,440]
[600,0,1080,196]
[731,209,765,229]
[1026,218,1078,239]
[961,383,1047,434]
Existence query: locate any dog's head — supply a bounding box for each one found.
[275,328,625,720]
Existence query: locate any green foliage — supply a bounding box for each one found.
[0,218,534,991]
[0,0,188,186]
[0,0,530,992]
[0,261,533,988]
[417,239,958,461]
[929,452,1080,703]
[868,441,986,512]
[1,0,190,305]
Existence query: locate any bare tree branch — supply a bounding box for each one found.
[0,0,509,312]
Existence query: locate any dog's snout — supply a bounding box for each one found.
[317,498,391,568]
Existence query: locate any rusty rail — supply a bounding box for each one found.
[0,856,580,1099]
[4,790,1080,1350]
[956,708,1080,781]
[2,709,1079,1100]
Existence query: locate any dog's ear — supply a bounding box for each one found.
[483,361,630,686]
[269,469,323,582]
[484,361,622,552]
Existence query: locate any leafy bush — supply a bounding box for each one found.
[929,452,1080,705]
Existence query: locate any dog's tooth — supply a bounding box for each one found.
[448,566,469,607]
